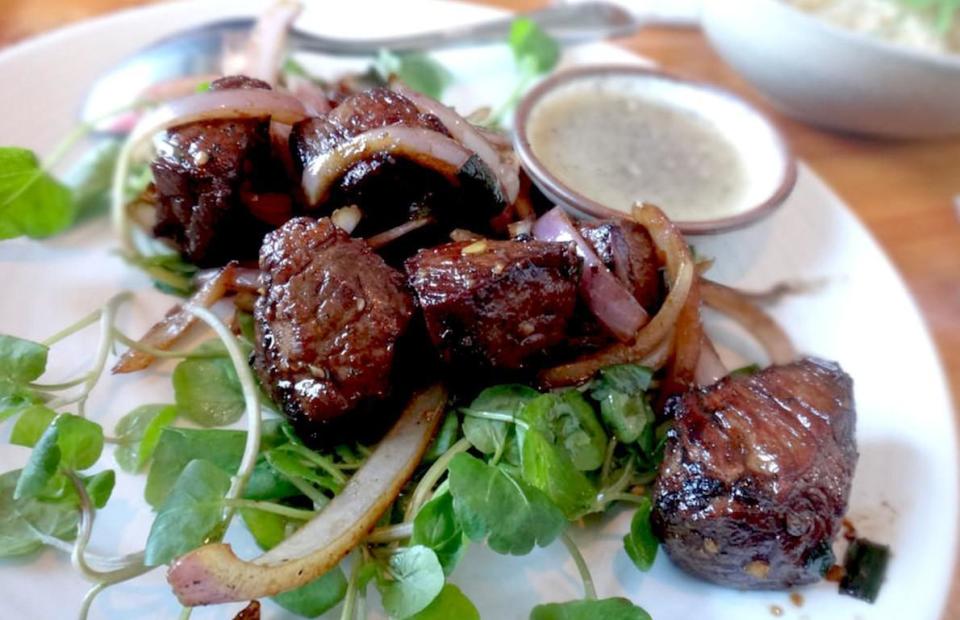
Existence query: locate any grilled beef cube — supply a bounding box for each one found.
[405,240,581,370]
[289,88,505,239]
[253,217,414,444]
[652,358,857,589]
[151,76,292,266]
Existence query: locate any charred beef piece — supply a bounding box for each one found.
[290,88,505,238]
[405,239,581,370]
[252,217,415,444]
[652,358,857,589]
[151,76,292,266]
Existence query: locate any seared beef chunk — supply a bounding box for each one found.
[253,217,414,443]
[577,220,661,312]
[290,88,505,238]
[151,76,291,266]
[652,358,857,589]
[405,240,581,370]
[208,75,272,91]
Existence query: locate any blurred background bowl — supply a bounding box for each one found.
[701,0,960,138]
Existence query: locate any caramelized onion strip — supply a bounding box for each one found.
[112,262,241,374]
[700,278,797,365]
[167,384,448,606]
[538,204,694,388]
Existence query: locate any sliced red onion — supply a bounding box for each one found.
[230,1,302,85]
[290,79,332,116]
[130,89,309,150]
[533,207,648,342]
[391,83,520,204]
[300,125,474,205]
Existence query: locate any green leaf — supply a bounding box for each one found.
[70,139,121,221]
[272,566,348,617]
[240,507,289,551]
[244,457,302,502]
[623,496,658,571]
[448,452,565,555]
[0,469,79,558]
[145,459,231,566]
[80,469,116,509]
[173,355,245,427]
[145,428,246,507]
[461,384,538,456]
[408,584,480,620]
[412,491,467,576]
[0,334,48,382]
[14,422,61,500]
[374,50,452,99]
[423,412,459,463]
[9,404,57,447]
[519,428,596,519]
[509,17,560,75]
[0,382,42,422]
[520,391,607,471]
[113,404,178,472]
[529,598,652,620]
[265,448,341,494]
[0,147,75,239]
[378,545,445,619]
[590,365,655,445]
[55,414,103,470]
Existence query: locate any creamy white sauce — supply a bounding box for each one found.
[527,89,748,222]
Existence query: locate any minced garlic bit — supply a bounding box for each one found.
[461,240,488,255]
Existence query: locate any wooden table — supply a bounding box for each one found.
[3,0,959,617]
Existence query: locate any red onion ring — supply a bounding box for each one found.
[532,206,648,342]
[300,125,474,205]
[391,83,520,204]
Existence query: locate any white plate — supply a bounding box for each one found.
[0,1,956,619]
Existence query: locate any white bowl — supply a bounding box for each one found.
[701,0,960,138]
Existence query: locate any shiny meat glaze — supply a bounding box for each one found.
[578,220,661,312]
[289,88,505,238]
[652,358,857,589]
[151,76,291,266]
[252,217,414,443]
[405,240,581,370]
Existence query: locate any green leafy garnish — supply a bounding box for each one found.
[377,545,446,619]
[145,427,246,507]
[14,421,62,500]
[271,567,348,617]
[448,452,565,555]
[145,459,231,566]
[412,491,467,576]
[13,413,103,500]
[461,384,538,457]
[509,17,561,74]
[529,597,653,620]
[897,0,960,33]
[590,365,655,445]
[113,404,179,473]
[172,354,245,427]
[0,334,49,382]
[623,496,658,571]
[0,147,75,240]
[374,50,453,99]
[408,583,480,620]
[520,391,607,471]
[9,404,57,446]
[839,537,891,603]
[239,507,290,551]
[519,428,596,519]
[0,469,79,557]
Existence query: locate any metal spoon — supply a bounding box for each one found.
[81,2,641,124]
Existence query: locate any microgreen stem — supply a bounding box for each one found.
[111,330,221,360]
[460,407,529,429]
[224,499,315,521]
[404,437,471,522]
[284,444,349,485]
[66,471,152,584]
[188,306,262,525]
[48,293,130,415]
[600,437,618,484]
[42,307,101,347]
[77,582,107,620]
[286,475,329,510]
[366,522,414,544]
[29,375,90,391]
[340,551,364,620]
[605,492,649,505]
[560,531,597,601]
